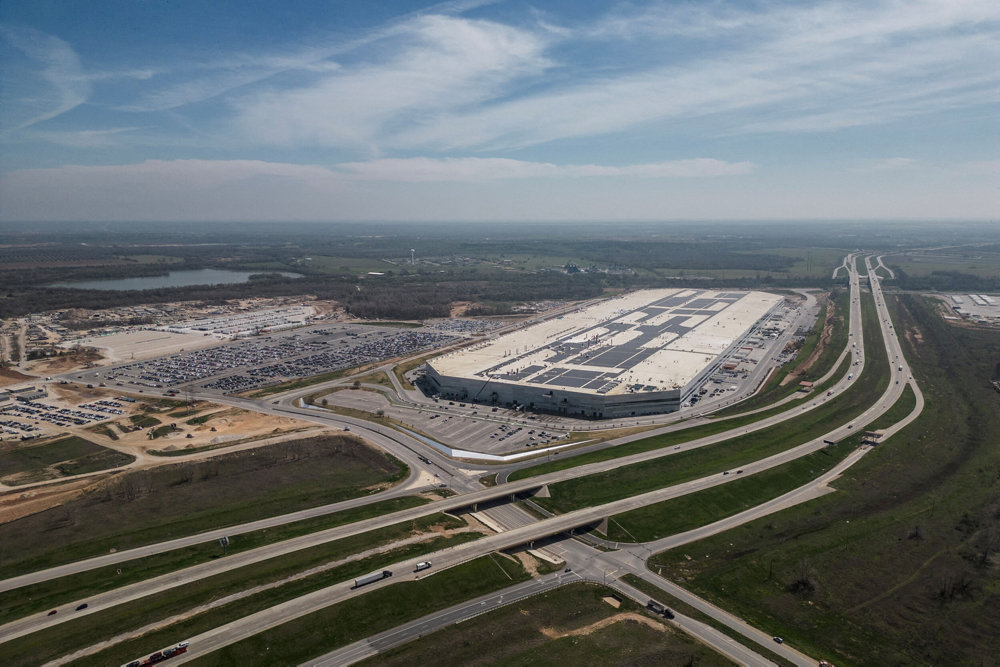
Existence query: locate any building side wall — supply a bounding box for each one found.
[424,365,681,418]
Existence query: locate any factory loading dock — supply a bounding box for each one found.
[425,288,783,418]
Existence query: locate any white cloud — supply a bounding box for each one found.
[233,14,552,149]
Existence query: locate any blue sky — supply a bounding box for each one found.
[0,0,997,222]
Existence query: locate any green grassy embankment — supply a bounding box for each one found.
[714,289,849,416]
[0,436,134,485]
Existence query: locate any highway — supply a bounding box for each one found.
[2,253,925,666]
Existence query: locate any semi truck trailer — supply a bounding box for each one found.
[353,570,393,588]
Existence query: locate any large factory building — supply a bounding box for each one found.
[424,288,783,418]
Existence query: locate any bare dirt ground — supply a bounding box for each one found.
[539,612,667,639]
[0,476,104,524]
[108,404,320,455]
[450,301,473,317]
[66,330,219,364]
[27,348,105,374]
[0,367,36,387]
[510,550,544,576]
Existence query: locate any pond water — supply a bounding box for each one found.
[49,269,303,291]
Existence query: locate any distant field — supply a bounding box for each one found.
[0,436,134,485]
[298,255,398,274]
[886,249,1000,278]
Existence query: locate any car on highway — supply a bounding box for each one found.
[47,609,57,616]
[773,636,784,644]
[75,603,88,611]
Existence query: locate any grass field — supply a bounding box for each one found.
[243,366,359,397]
[0,495,429,624]
[85,423,119,440]
[187,554,531,665]
[0,435,407,578]
[886,250,1000,278]
[9,514,474,666]
[129,414,161,428]
[393,353,433,390]
[365,582,736,667]
[0,436,134,485]
[529,294,887,514]
[352,370,395,388]
[649,294,1000,666]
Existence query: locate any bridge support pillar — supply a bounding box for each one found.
[597,517,609,536]
[533,484,551,498]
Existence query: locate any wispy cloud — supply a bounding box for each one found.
[233,14,551,150]
[0,25,89,134]
[117,0,501,113]
[387,0,1000,150]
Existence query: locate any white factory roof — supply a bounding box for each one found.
[429,288,782,395]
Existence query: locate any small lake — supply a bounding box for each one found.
[49,269,304,291]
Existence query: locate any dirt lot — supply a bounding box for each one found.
[0,476,105,524]
[27,348,104,374]
[0,367,35,388]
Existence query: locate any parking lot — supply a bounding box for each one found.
[0,398,127,439]
[69,324,458,395]
[325,389,570,454]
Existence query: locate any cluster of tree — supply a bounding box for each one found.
[893,269,1000,292]
[0,264,837,319]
